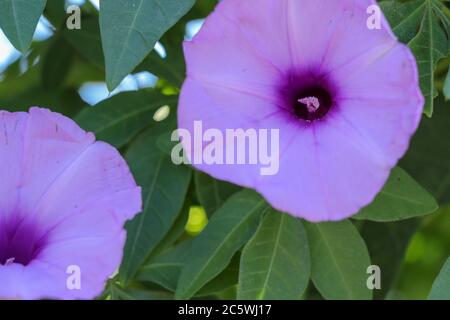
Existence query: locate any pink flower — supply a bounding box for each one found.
[178,0,424,221]
[0,108,141,299]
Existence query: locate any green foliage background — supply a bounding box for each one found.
[0,0,448,300]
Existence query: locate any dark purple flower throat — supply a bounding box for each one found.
[0,218,47,266]
[280,70,337,122]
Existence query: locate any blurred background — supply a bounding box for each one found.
[0,0,204,106]
[395,207,450,299]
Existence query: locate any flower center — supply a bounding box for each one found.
[298,96,320,113]
[278,70,337,122]
[0,219,46,266]
[293,85,333,121]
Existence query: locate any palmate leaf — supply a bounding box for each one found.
[138,241,239,297]
[444,67,450,99]
[175,190,269,300]
[43,0,65,27]
[353,167,438,221]
[196,253,240,297]
[305,220,372,300]
[42,36,75,89]
[149,199,191,257]
[119,119,192,285]
[99,0,195,91]
[428,257,450,299]
[109,283,174,300]
[75,91,178,149]
[0,0,47,52]
[194,171,241,217]
[0,85,85,118]
[380,0,450,116]
[360,219,421,299]
[0,37,48,82]
[138,240,193,292]
[135,0,219,88]
[137,50,185,88]
[238,210,310,300]
[66,13,187,87]
[64,16,105,70]
[136,31,186,88]
[401,96,450,205]
[0,36,83,116]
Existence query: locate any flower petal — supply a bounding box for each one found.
[179,0,424,221]
[335,43,423,164]
[185,0,284,100]
[18,108,95,215]
[179,78,273,186]
[0,111,28,218]
[285,0,397,71]
[0,108,141,299]
[32,141,141,227]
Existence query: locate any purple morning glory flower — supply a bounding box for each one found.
[178,0,424,221]
[0,108,141,299]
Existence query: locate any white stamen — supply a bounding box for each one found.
[5,258,15,266]
[298,96,320,113]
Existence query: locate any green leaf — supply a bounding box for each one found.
[155,130,178,156]
[196,253,240,297]
[117,288,174,300]
[150,199,191,257]
[43,0,65,27]
[65,58,104,87]
[75,91,177,148]
[429,257,450,299]
[64,16,105,69]
[0,85,84,117]
[0,62,41,99]
[401,96,450,205]
[176,190,269,300]
[360,219,421,299]
[353,167,438,221]
[135,0,219,87]
[138,240,193,292]
[99,0,195,91]
[444,67,450,100]
[380,0,450,116]
[305,220,372,300]
[138,241,240,297]
[42,36,75,89]
[238,210,310,300]
[119,121,192,285]
[137,42,185,88]
[0,0,47,52]
[195,171,241,217]
[109,283,173,300]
